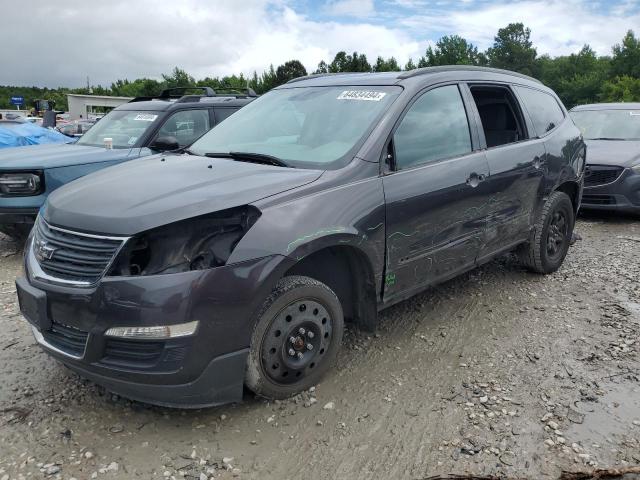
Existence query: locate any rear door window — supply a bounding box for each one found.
[515,86,565,137]
[393,85,472,169]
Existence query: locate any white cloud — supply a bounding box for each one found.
[324,0,375,17]
[0,0,419,87]
[400,0,640,57]
[0,0,637,88]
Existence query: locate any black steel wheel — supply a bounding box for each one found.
[245,275,344,399]
[518,190,574,274]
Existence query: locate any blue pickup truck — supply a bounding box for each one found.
[0,87,255,239]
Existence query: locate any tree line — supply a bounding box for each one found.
[1,23,639,111]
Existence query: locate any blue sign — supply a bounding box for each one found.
[10,96,24,106]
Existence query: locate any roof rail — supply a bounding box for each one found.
[129,86,217,103]
[286,72,353,84]
[397,65,542,84]
[175,87,258,103]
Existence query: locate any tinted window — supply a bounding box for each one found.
[393,85,471,169]
[515,87,564,136]
[214,108,237,123]
[155,109,210,147]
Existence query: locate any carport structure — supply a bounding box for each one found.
[67,94,133,120]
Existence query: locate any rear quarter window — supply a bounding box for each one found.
[515,86,565,137]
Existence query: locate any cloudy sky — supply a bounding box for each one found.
[1,0,639,87]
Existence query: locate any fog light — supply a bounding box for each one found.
[105,321,198,339]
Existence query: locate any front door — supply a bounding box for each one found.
[383,84,491,302]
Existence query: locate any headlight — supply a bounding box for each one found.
[108,205,261,276]
[0,172,43,196]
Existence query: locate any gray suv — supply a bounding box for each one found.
[16,67,585,407]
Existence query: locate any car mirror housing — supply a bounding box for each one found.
[150,136,180,152]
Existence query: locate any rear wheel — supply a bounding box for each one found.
[519,191,574,274]
[245,275,344,399]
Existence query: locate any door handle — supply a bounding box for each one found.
[466,172,486,188]
[533,156,546,169]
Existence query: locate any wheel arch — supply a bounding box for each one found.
[284,244,379,332]
[554,180,581,215]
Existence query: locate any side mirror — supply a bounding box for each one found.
[150,135,180,152]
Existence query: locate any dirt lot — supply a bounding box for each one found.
[0,215,639,480]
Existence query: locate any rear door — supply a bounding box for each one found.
[463,83,547,260]
[382,84,490,302]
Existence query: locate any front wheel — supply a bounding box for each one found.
[245,276,344,399]
[518,191,574,274]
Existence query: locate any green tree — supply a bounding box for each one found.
[314,60,329,74]
[161,67,195,88]
[537,45,611,108]
[418,35,486,67]
[611,30,640,78]
[487,23,537,75]
[404,58,417,71]
[600,75,640,102]
[275,60,308,85]
[327,51,371,72]
[372,56,400,72]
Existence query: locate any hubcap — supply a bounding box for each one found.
[261,299,333,384]
[546,210,568,260]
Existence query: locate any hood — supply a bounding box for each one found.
[585,139,640,168]
[44,153,324,235]
[0,143,136,170]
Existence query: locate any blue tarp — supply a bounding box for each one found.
[0,122,73,149]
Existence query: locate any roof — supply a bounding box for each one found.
[283,66,542,88]
[570,103,640,112]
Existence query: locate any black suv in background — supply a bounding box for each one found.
[17,66,585,407]
[0,87,256,239]
[570,103,640,213]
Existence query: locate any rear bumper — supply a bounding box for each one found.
[17,252,295,408]
[580,167,640,213]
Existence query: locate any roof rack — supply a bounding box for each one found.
[175,87,257,103]
[130,86,257,103]
[397,65,542,84]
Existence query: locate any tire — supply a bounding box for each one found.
[519,191,574,274]
[245,275,344,399]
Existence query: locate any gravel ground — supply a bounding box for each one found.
[0,215,639,480]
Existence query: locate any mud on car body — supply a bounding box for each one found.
[16,67,585,407]
[0,87,255,240]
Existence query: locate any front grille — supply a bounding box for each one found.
[42,321,88,357]
[101,338,165,369]
[584,165,624,187]
[582,194,617,205]
[32,219,126,285]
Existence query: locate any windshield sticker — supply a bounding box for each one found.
[133,114,158,122]
[337,91,387,102]
[128,136,138,145]
[630,111,640,116]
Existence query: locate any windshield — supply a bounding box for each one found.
[570,109,640,140]
[189,86,402,169]
[76,110,160,148]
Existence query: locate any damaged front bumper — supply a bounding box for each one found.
[16,253,295,408]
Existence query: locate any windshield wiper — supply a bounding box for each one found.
[203,151,290,167]
[587,137,625,141]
